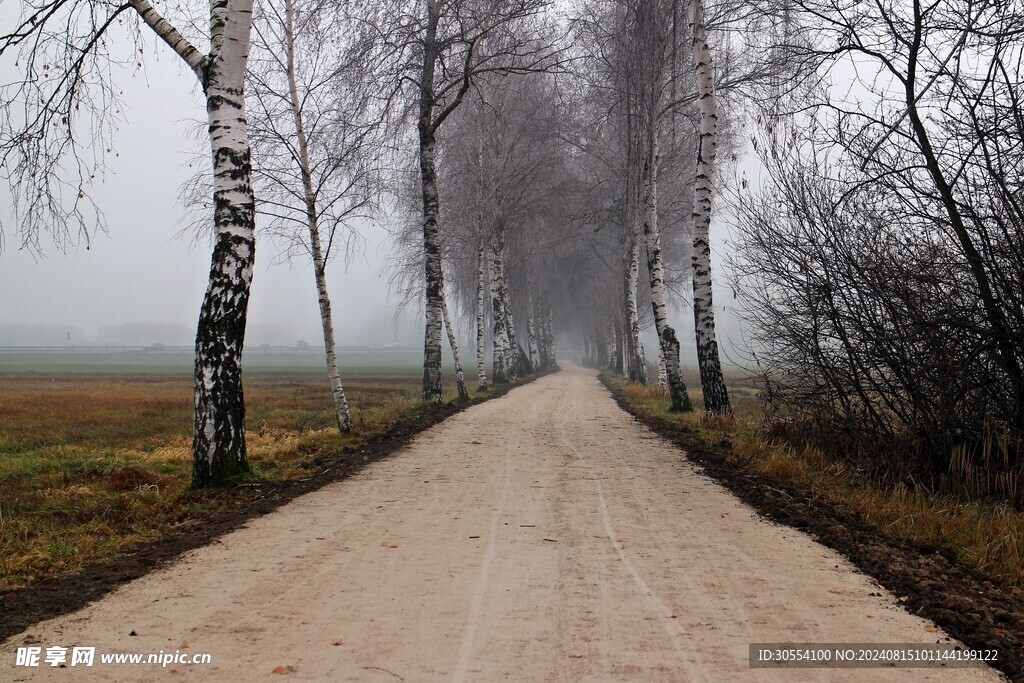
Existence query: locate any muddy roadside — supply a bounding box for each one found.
[0,371,551,643]
[601,375,1024,682]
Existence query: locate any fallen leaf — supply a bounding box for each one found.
[250,568,263,573]
[289,610,303,615]
[389,544,398,549]
[898,596,909,602]
[926,626,939,633]
[828,589,843,595]
[271,665,290,674]
[179,641,189,649]
[332,640,344,646]
[568,653,584,659]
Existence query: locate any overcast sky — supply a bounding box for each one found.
[0,49,421,347]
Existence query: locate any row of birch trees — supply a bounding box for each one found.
[1,0,764,487]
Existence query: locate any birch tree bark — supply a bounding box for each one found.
[490,232,510,383]
[417,3,446,403]
[527,292,540,371]
[441,287,470,401]
[688,0,731,414]
[475,239,488,391]
[641,133,693,412]
[545,304,556,367]
[280,0,353,433]
[190,0,260,487]
[503,274,527,379]
[625,230,648,384]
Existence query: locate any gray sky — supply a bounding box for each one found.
[0,51,416,347]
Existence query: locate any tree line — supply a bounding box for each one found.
[2,0,1022,496]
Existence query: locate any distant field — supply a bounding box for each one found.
[0,364,464,590]
[0,348,425,375]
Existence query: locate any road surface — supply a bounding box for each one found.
[2,366,1001,681]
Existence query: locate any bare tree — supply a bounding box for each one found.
[352,0,559,402]
[247,0,383,433]
[1,0,260,487]
[732,0,1024,488]
[687,0,730,413]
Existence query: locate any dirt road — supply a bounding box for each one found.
[2,366,1001,681]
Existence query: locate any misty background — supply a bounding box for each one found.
[0,39,747,364]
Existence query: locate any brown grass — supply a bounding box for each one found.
[0,371,438,590]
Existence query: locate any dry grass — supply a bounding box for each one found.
[610,374,1024,589]
[0,370,447,590]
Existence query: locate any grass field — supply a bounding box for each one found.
[607,374,1024,589]
[0,365,459,590]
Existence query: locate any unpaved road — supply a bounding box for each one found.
[2,366,1001,681]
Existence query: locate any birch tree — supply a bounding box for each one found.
[246,0,382,433]
[1,0,260,487]
[351,0,558,402]
[631,0,694,411]
[688,0,730,413]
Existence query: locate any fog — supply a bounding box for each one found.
[0,37,748,363]
[0,51,425,349]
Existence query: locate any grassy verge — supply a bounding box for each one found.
[0,370,466,591]
[605,374,1024,590]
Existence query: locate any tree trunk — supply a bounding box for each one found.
[489,233,510,383]
[191,0,257,488]
[641,133,693,412]
[503,275,527,379]
[625,231,648,384]
[419,131,444,403]
[441,287,469,401]
[527,292,540,372]
[545,304,556,367]
[689,0,731,414]
[475,239,488,391]
[418,4,444,403]
[284,0,352,433]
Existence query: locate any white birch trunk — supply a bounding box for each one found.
[625,231,648,384]
[503,274,526,379]
[489,234,510,383]
[418,3,444,403]
[641,133,693,412]
[441,288,469,401]
[526,292,540,372]
[283,0,352,433]
[475,239,488,391]
[191,0,259,487]
[545,304,555,367]
[689,0,731,414]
